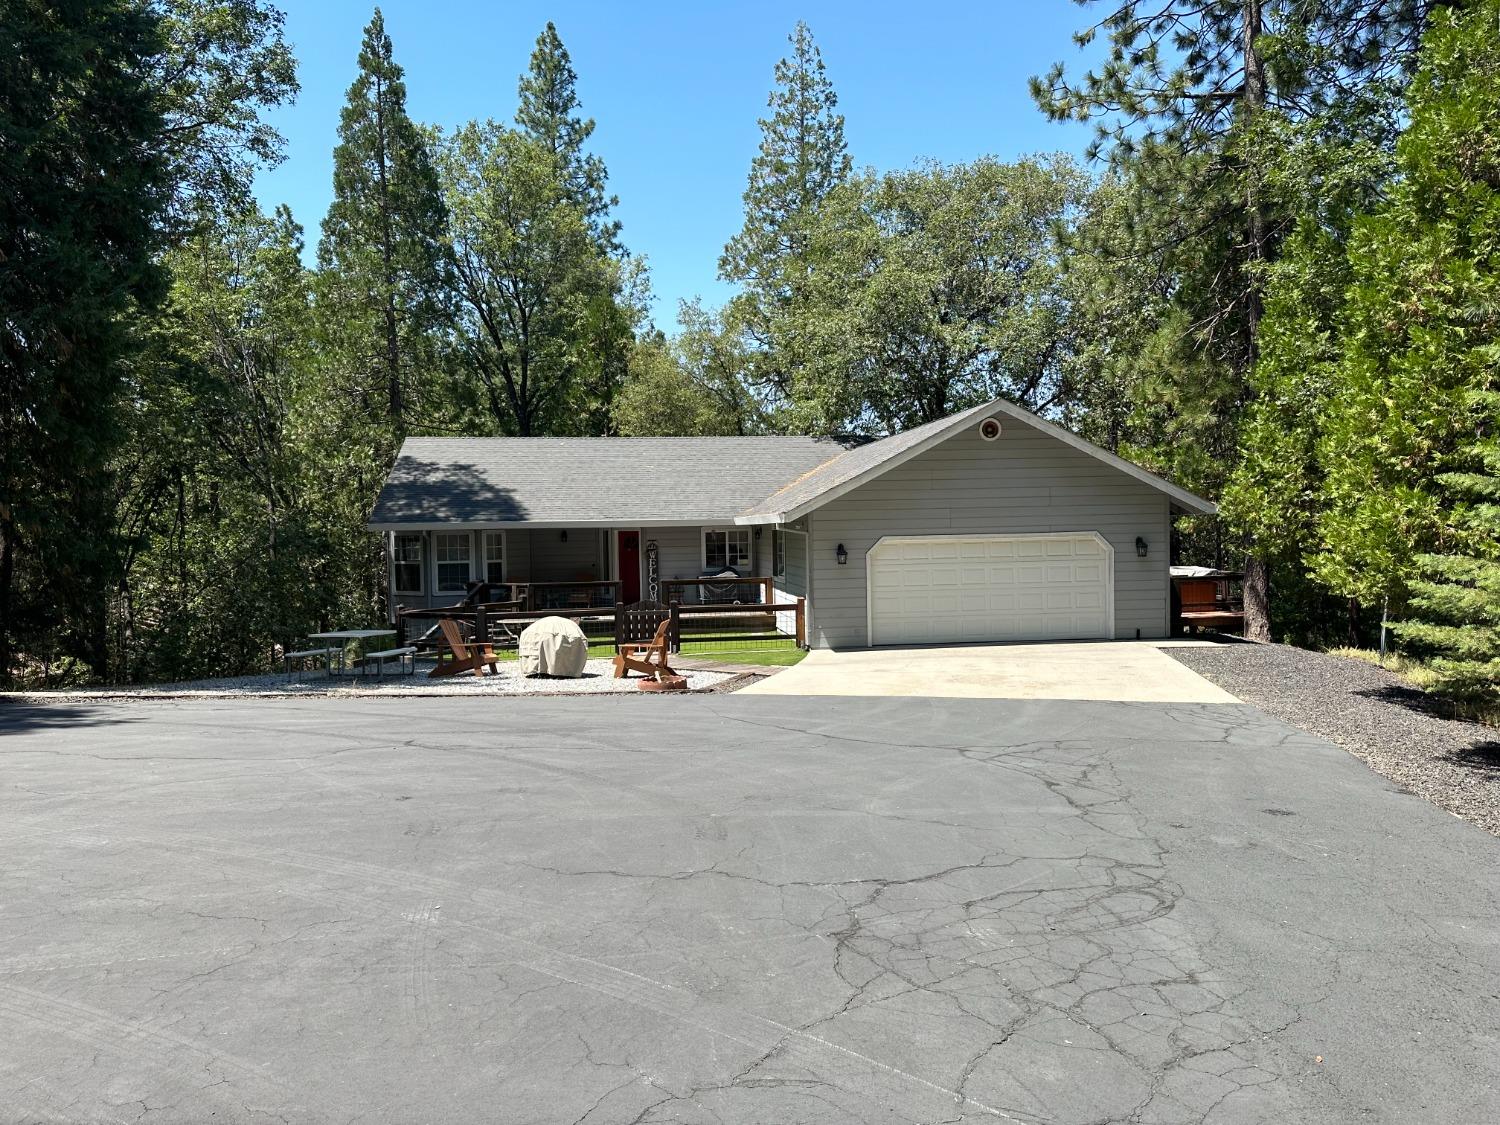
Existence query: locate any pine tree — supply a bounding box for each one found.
[516,21,618,250]
[1313,0,1500,692]
[1400,389,1500,693]
[318,6,448,440]
[1036,0,1443,639]
[0,0,171,682]
[720,22,851,425]
[512,21,634,433]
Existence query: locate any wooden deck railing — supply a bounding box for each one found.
[670,598,805,651]
[395,595,807,652]
[661,575,774,606]
[492,580,621,611]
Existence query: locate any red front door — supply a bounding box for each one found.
[618,531,641,602]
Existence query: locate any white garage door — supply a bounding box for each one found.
[868,534,1113,646]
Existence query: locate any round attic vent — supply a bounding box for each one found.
[978,417,1003,442]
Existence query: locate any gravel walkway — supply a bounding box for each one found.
[3,659,732,700]
[1169,642,1500,836]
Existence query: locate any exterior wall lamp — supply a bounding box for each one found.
[1135,536,1148,558]
[835,543,848,565]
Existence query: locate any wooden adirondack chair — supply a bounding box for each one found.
[429,617,499,678]
[614,618,675,680]
[613,600,675,680]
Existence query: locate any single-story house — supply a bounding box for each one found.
[368,397,1215,649]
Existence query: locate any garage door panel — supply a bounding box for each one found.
[870,534,1112,645]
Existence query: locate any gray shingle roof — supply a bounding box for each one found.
[368,398,1215,527]
[368,435,853,526]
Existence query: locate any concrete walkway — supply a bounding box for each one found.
[737,640,1239,702]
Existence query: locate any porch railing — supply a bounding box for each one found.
[662,575,774,606]
[394,595,807,653]
[486,580,621,611]
[670,598,805,652]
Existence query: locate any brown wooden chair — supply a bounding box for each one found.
[429,617,499,679]
[613,600,675,680]
[614,618,675,680]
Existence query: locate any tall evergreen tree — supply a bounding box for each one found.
[1035,0,1445,639]
[0,0,171,682]
[1401,386,1500,695]
[720,22,851,426]
[318,6,448,440]
[1301,0,1500,688]
[512,21,634,433]
[515,21,618,249]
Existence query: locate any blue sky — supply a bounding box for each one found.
[253,1,1104,328]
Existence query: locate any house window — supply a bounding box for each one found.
[704,528,751,571]
[393,533,423,595]
[434,532,472,593]
[772,530,786,580]
[482,531,505,584]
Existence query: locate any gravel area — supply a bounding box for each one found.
[3,658,733,700]
[1169,641,1500,836]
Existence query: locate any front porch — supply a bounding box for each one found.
[384,523,810,662]
[386,523,807,613]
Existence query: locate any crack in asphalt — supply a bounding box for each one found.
[1,695,1493,1124]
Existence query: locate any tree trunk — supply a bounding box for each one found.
[1243,555,1271,643]
[373,74,403,436]
[1240,0,1275,644]
[1346,596,1364,648]
[0,519,14,685]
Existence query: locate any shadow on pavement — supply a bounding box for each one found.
[0,701,148,734]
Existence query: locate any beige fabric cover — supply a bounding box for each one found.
[518,616,589,678]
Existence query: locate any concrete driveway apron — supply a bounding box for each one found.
[741,640,1239,702]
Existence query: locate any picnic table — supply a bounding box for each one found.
[306,629,397,676]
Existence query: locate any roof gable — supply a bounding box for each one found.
[734,398,1216,521]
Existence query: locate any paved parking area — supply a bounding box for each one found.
[1,695,1495,1123]
[739,640,1239,701]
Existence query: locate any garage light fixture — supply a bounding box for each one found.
[1135,536,1148,558]
[835,543,848,565]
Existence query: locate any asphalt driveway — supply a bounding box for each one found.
[1,695,1495,1124]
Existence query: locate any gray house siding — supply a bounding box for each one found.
[807,417,1172,649]
[641,526,702,588]
[506,530,532,582]
[775,529,809,598]
[643,526,772,583]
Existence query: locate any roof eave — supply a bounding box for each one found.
[367,516,739,532]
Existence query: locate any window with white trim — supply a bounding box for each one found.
[704,528,751,571]
[393,533,424,595]
[481,531,505,584]
[772,530,786,580]
[434,532,473,593]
